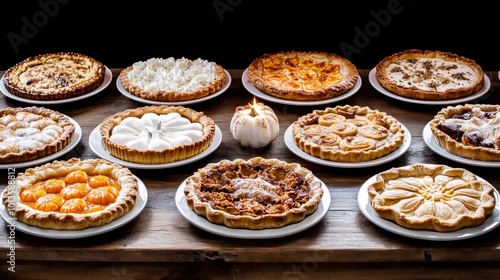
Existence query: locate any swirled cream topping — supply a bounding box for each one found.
[109,112,203,150]
[126,57,219,92]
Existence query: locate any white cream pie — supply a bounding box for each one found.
[119,57,226,102]
[100,105,215,164]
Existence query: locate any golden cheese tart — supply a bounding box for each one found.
[375,49,484,100]
[3,52,105,100]
[0,106,75,163]
[100,105,215,164]
[247,51,359,101]
[292,105,406,162]
[430,104,500,161]
[368,164,496,232]
[184,157,324,229]
[2,158,139,230]
[119,57,226,102]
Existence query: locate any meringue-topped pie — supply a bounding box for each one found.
[100,105,215,164]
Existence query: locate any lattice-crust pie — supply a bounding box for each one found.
[375,49,484,100]
[119,57,226,102]
[2,158,139,230]
[0,106,75,163]
[184,157,324,229]
[368,164,496,232]
[430,104,500,161]
[100,105,215,164]
[247,51,359,101]
[3,52,105,100]
[292,105,406,162]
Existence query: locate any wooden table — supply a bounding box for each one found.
[1,69,500,279]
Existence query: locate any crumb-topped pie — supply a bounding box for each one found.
[247,51,359,101]
[292,105,406,162]
[2,158,139,230]
[0,106,75,163]
[183,157,324,229]
[100,105,215,164]
[375,49,484,100]
[430,104,500,161]
[3,52,105,100]
[368,164,496,232]
[119,57,226,102]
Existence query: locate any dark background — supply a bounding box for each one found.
[0,0,498,71]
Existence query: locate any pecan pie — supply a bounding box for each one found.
[430,104,500,161]
[247,51,359,101]
[368,164,496,232]
[2,158,139,230]
[184,157,324,229]
[3,52,105,100]
[375,49,484,100]
[292,105,406,162]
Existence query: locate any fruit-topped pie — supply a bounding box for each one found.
[367,164,496,232]
[430,104,500,161]
[292,105,406,162]
[3,52,106,100]
[0,106,75,163]
[100,105,215,164]
[183,157,324,229]
[119,57,227,102]
[2,158,139,230]
[246,51,359,101]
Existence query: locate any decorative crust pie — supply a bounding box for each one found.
[100,105,215,164]
[247,51,359,101]
[119,57,226,102]
[2,158,139,230]
[3,52,106,100]
[184,157,324,229]
[0,106,75,163]
[292,105,406,162]
[368,164,496,232]
[430,104,500,161]
[375,49,484,100]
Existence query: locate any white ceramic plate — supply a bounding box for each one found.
[0,176,147,239]
[116,70,231,105]
[175,178,330,239]
[241,68,362,106]
[0,67,113,105]
[283,124,411,168]
[368,68,491,105]
[422,121,500,168]
[358,174,500,241]
[88,124,222,169]
[0,115,82,169]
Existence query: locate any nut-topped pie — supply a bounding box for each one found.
[368,164,496,232]
[247,51,359,101]
[2,158,139,230]
[292,105,406,162]
[184,157,324,229]
[3,52,105,100]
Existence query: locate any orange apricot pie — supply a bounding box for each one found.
[2,158,139,230]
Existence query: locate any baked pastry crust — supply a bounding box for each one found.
[119,57,226,102]
[2,158,139,230]
[292,105,406,162]
[3,52,105,100]
[368,164,496,232]
[184,157,324,229]
[100,105,215,164]
[247,51,359,101]
[375,49,484,100]
[0,106,75,163]
[430,104,500,161]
